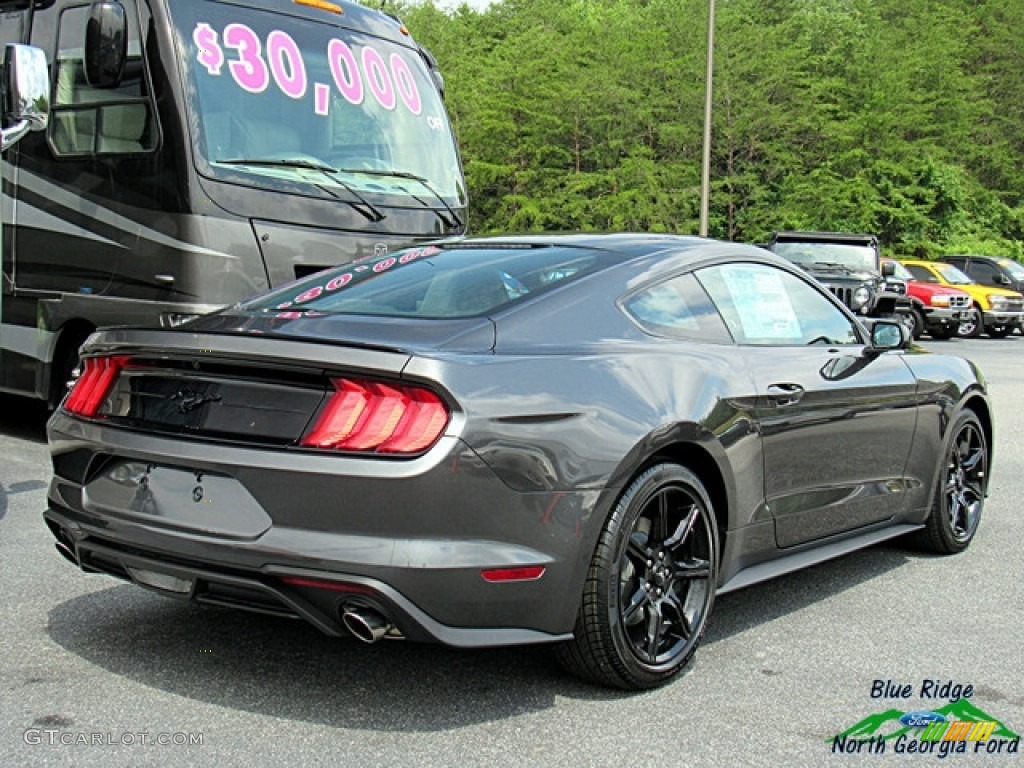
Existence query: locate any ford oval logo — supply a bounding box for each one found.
[899,711,946,728]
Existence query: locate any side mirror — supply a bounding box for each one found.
[996,274,1011,286]
[2,44,49,152]
[881,261,896,277]
[870,319,909,351]
[417,44,445,98]
[85,0,127,88]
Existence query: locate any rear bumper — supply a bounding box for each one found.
[43,509,571,647]
[44,411,597,645]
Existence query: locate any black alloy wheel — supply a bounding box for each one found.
[912,410,987,554]
[556,463,718,689]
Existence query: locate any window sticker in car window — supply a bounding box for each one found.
[720,265,801,340]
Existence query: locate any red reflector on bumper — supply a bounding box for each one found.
[480,566,546,583]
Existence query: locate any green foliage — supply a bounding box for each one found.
[398,0,1023,255]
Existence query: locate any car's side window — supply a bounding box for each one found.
[696,262,861,346]
[970,262,997,283]
[905,264,937,283]
[622,272,732,343]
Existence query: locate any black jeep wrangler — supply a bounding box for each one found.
[765,231,911,326]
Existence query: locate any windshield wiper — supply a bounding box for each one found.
[333,168,464,230]
[807,261,855,270]
[217,158,386,223]
[218,157,338,173]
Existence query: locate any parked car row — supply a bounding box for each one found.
[897,257,1024,339]
[761,230,1023,341]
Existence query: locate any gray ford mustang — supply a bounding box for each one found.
[44,234,992,689]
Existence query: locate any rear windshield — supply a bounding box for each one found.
[245,242,618,318]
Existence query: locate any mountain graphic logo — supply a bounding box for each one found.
[833,698,1021,742]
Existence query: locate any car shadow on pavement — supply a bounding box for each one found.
[0,394,51,444]
[44,540,918,728]
[706,542,915,642]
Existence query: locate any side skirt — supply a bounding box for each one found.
[717,523,923,595]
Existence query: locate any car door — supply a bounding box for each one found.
[696,261,920,549]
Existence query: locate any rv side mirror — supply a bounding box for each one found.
[2,44,50,152]
[417,44,445,98]
[85,0,127,88]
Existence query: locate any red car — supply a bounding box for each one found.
[883,259,971,339]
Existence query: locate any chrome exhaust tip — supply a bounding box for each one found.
[341,604,393,643]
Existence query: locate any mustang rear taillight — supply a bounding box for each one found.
[63,355,131,417]
[300,378,450,454]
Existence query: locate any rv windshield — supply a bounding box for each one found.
[169,1,463,203]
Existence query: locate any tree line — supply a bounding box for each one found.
[387,0,1023,258]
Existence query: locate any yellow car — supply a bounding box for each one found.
[899,259,1024,338]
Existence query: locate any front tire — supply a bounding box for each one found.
[910,410,987,554]
[958,308,983,338]
[907,308,925,340]
[556,463,719,689]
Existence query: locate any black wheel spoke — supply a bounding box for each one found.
[626,532,650,568]
[662,590,693,640]
[664,504,698,551]
[622,585,648,626]
[645,603,664,660]
[962,444,984,475]
[964,480,985,504]
[675,556,711,580]
[653,491,670,543]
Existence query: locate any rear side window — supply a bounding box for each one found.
[247,243,618,318]
[623,273,732,343]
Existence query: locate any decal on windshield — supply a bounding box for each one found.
[275,246,442,309]
[193,22,423,117]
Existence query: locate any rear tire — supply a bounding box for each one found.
[555,463,719,690]
[909,410,987,554]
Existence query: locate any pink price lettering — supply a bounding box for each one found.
[288,247,440,305]
[194,21,422,116]
[193,23,225,75]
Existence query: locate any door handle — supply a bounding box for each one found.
[766,383,805,407]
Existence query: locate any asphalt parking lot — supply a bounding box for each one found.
[1,335,1021,768]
